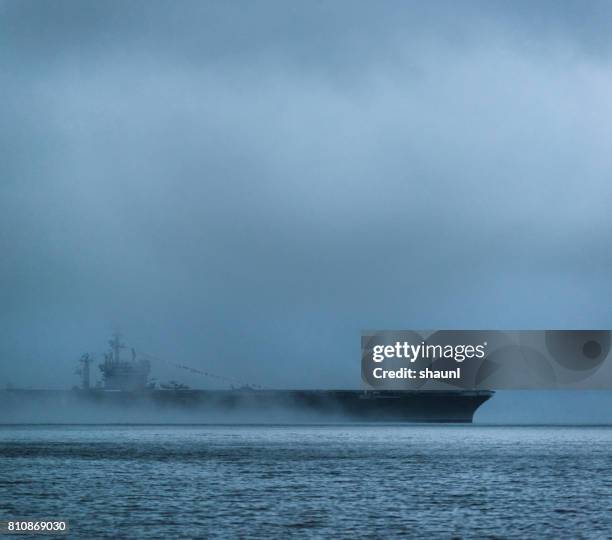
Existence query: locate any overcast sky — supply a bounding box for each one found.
[1,0,612,415]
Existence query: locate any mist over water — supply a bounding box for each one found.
[3,389,612,425]
[0,396,352,425]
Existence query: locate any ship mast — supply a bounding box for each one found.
[108,333,126,363]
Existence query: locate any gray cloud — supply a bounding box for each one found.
[1,1,612,399]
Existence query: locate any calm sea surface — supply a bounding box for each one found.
[1,425,611,539]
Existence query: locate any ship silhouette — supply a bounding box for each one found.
[3,334,493,423]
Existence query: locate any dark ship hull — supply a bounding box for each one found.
[0,389,493,423]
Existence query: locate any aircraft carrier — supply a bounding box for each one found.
[0,335,493,423]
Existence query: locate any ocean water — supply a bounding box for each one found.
[1,425,611,539]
